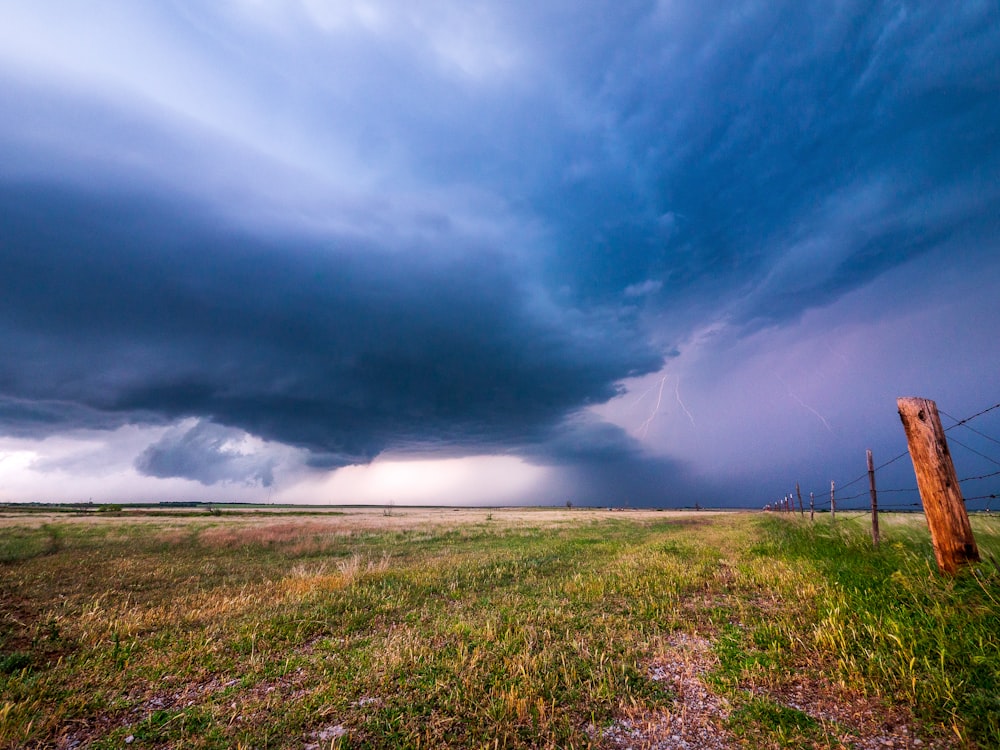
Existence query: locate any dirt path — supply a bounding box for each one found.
[596,631,952,750]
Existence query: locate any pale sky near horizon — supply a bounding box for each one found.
[1,1,999,507]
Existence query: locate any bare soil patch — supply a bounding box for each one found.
[596,632,735,750]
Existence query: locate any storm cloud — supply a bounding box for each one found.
[0,1,997,502]
[0,184,660,469]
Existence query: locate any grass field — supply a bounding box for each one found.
[1,507,998,749]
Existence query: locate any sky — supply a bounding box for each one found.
[1,0,999,508]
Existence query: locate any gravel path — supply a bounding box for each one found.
[594,632,734,749]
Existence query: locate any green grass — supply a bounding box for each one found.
[727,697,824,747]
[766,513,1000,745]
[0,524,62,563]
[0,509,998,748]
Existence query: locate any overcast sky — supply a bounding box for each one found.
[1,1,999,507]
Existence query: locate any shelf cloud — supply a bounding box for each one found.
[0,1,997,505]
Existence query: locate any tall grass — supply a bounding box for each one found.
[760,514,1000,745]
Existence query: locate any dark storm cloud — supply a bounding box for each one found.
[524,415,718,507]
[0,396,148,436]
[528,416,721,508]
[525,1,1000,324]
[552,455,720,509]
[0,1,997,498]
[0,183,661,466]
[9,1,995,330]
[532,415,643,464]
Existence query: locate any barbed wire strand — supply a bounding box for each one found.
[875,450,911,472]
[959,468,1000,483]
[943,402,1000,431]
[948,436,1000,468]
[940,409,1000,447]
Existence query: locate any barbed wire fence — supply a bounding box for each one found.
[767,400,1000,520]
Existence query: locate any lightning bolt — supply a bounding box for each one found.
[638,376,667,438]
[627,376,666,412]
[776,375,833,433]
[675,378,696,428]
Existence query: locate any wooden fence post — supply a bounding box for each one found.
[867,449,879,546]
[830,480,836,521]
[897,396,980,574]
[796,483,804,517]
[810,492,815,522]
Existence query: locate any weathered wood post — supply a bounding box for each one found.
[830,480,836,521]
[810,492,815,522]
[867,449,880,546]
[897,397,980,574]
[796,483,804,517]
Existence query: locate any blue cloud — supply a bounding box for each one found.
[0,1,997,503]
[0,183,661,465]
[136,420,277,487]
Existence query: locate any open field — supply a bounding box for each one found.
[1,507,999,749]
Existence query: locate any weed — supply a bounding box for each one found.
[0,653,30,675]
[0,525,61,563]
[727,696,823,746]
